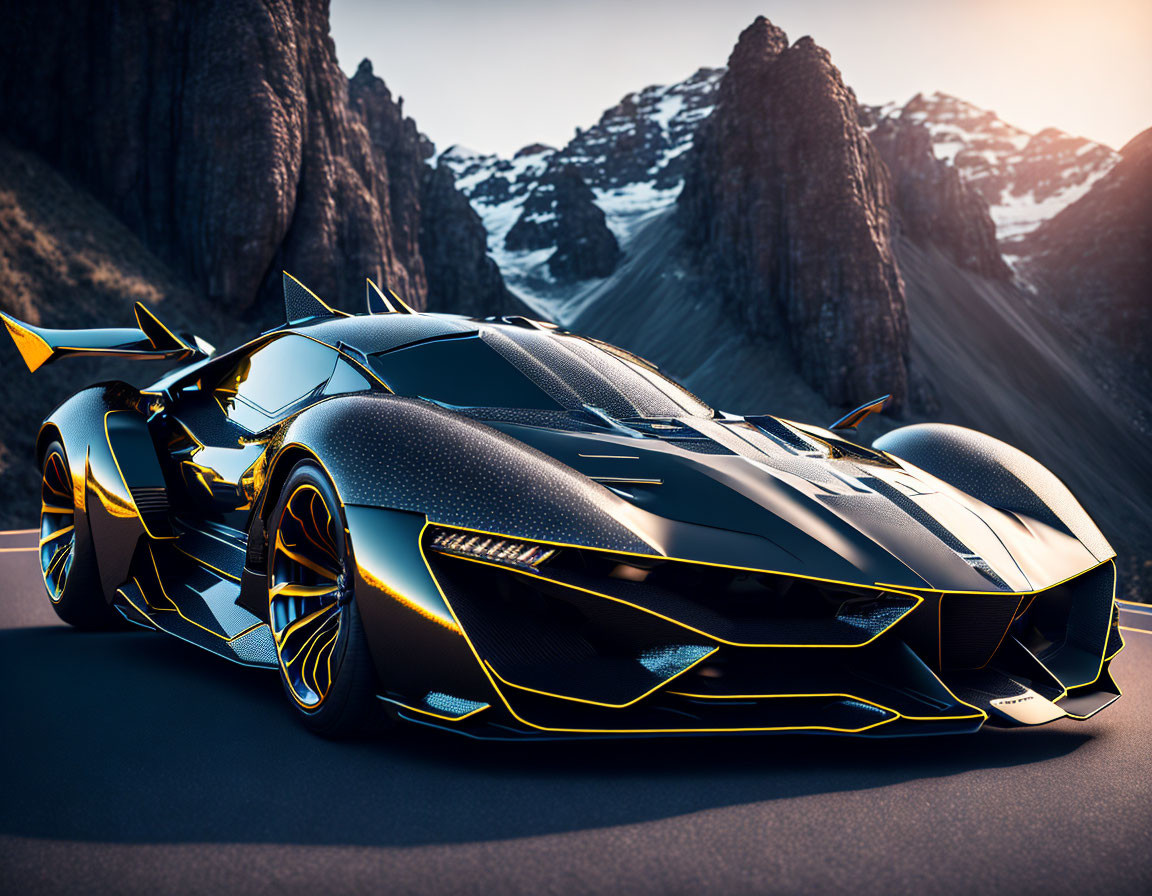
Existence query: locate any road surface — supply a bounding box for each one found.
[0,528,1149,895]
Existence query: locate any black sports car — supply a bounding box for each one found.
[1,274,1123,738]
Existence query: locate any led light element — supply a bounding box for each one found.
[428,528,556,570]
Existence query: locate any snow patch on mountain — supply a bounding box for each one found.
[440,68,723,314]
[864,92,1119,243]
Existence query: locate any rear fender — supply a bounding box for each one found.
[41,383,172,600]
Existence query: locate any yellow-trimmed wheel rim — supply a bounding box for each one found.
[269,483,350,709]
[40,450,76,603]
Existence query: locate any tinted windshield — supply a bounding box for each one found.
[368,326,712,418]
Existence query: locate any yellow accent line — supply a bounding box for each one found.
[425,520,934,594]
[137,546,264,642]
[171,542,241,582]
[874,557,1113,596]
[38,525,74,547]
[0,546,38,553]
[437,551,923,650]
[417,522,915,736]
[134,302,191,351]
[589,477,663,486]
[578,454,640,459]
[484,647,719,709]
[1105,629,1126,661]
[387,287,417,314]
[0,528,40,535]
[1119,625,1152,636]
[667,690,985,723]
[1117,599,1151,609]
[274,529,339,580]
[366,278,398,313]
[378,695,491,723]
[103,411,176,541]
[284,271,347,318]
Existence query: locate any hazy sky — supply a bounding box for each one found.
[331,0,1151,157]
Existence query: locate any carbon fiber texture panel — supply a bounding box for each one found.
[281,396,657,554]
[938,594,1020,668]
[873,423,1111,559]
[227,624,277,666]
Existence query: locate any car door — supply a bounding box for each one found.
[162,334,346,526]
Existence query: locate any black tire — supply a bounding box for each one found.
[267,459,383,738]
[39,440,122,629]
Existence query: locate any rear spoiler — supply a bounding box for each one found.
[0,302,213,373]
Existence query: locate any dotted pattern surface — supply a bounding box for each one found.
[489,327,642,418]
[293,314,473,354]
[285,396,657,554]
[874,424,1111,559]
[228,624,278,666]
[422,692,488,717]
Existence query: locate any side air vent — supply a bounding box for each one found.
[129,486,173,536]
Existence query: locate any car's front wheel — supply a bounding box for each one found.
[267,460,382,737]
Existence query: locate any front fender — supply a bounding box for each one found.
[873,423,1112,563]
[267,394,661,555]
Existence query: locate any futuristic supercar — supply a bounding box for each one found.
[1,274,1124,738]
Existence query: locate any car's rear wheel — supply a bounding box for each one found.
[39,440,120,629]
[268,460,382,737]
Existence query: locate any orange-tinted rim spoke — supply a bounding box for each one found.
[269,483,349,708]
[40,451,76,602]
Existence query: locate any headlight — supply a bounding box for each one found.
[427,527,556,570]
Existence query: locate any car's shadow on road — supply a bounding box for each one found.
[0,626,1092,847]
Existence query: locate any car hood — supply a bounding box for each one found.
[484,413,1099,594]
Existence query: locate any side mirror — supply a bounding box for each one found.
[829,394,890,434]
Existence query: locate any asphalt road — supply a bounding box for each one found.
[0,527,1149,895]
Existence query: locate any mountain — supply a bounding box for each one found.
[678,19,908,410]
[0,0,520,523]
[440,67,724,313]
[868,118,1011,280]
[861,92,1120,247]
[1017,126,1152,384]
[441,17,1149,599]
[0,139,240,523]
[449,77,1119,308]
[0,0,511,318]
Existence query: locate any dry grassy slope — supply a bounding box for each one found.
[569,211,1151,599]
[0,141,245,527]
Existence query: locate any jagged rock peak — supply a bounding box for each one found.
[870,118,1011,280]
[515,143,557,158]
[505,165,621,282]
[730,15,790,63]
[679,17,909,409]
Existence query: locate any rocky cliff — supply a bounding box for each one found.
[1018,127,1152,383]
[419,161,519,317]
[870,120,1010,280]
[505,166,621,281]
[678,17,909,410]
[862,93,1119,245]
[0,0,510,317]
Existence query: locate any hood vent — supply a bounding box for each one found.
[860,476,1009,589]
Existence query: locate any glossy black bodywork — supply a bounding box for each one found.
[4,275,1124,738]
